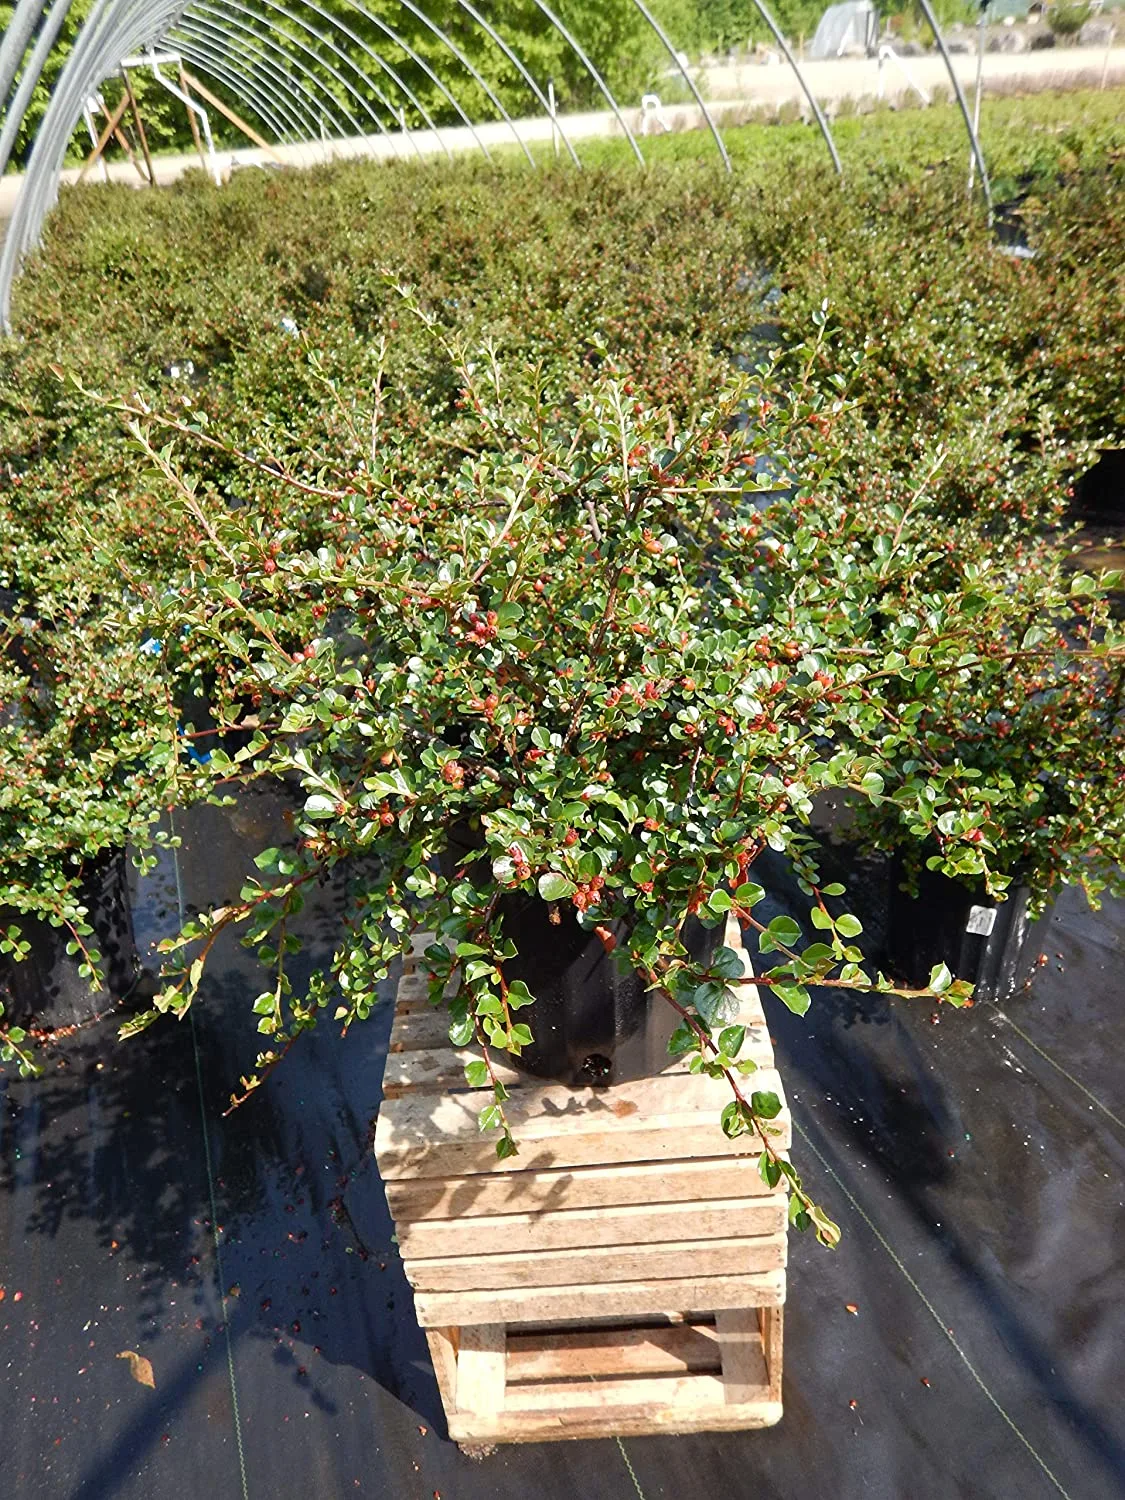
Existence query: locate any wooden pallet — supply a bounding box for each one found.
[374,913,789,1444]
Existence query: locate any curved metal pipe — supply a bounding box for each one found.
[2,0,185,319]
[453,0,581,166]
[300,0,493,162]
[0,0,76,179]
[315,0,453,160]
[197,0,384,142]
[176,18,336,142]
[0,0,48,109]
[171,27,312,143]
[628,0,730,170]
[173,29,318,144]
[528,0,643,165]
[245,0,426,161]
[224,0,488,162]
[389,0,535,166]
[748,0,842,176]
[185,5,359,140]
[915,0,992,217]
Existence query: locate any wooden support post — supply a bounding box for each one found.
[178,68,285,165]
[178,64,207,173]
[424,1328,460,1415]
[78,93,131,183]
[120,69,156,185]
[759,1305,784,1404]
[455,1324,506,1416]
[715,1309,767,1404]
[110,116,148,185]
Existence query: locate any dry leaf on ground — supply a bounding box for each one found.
[117,1351,156,1389]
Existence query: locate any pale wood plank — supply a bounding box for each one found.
[406,1232,786,1293]
[715,1308,769,1404]
[450,1380,786,1440]
[374,1068,790,1179]
[385,1157,780,1221]
[760,1304,784,1403]
[447,1393,783,1443]
[505,1371,731,1411]
[455,1324,506,1416]
[506,1322,721,1380]
[424,1327,459,1414]
[414,1267,786,1327]
[397,1194,787,1259]
[382,1026,775,1099]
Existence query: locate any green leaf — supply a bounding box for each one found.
[721,1100,749,1138]
[808,1203,842,1249]
[667,1020,697,1057]
[836,913,863,939]
[538,872,575,901]
[304,793,338,818]
[707,888,732,914]
[448,1016,474,1048]
[710,945,745,980]
[718,1024,746,1057]
[506,979,536,1009]
[758,1154,782,1188]
[751,1090,783,1120]
[464,1059,489,1088]
[764,915,801,947]
[929,961,953,994]
[495,1132,519,1161]
[478,1103,502,1131]
[734,882,766,908]
[773,982,810,1016]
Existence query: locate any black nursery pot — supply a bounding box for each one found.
[443,821,720,1087]
[886,858,1045,1004]
[0,848,152,1031]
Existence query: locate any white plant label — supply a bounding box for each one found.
[966,905,997,937]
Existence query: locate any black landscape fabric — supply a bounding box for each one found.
[1,792,1123,1500]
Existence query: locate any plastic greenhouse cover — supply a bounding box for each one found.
[1,789,1122,1498]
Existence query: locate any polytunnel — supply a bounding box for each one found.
[0,0,991,328]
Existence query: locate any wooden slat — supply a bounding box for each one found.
[382,1026,775,1099]
[385,1156,780,1221]
[455,1324,506,1415]
[397,1194,787,1259]
[760,1304,784,1403]
[447,1389,782,1443]
[715,1309,768,1404]
[375,1068,790,1179]
[406,1231,786,1293]
[506,1322,721,1381]
[424,1327,459,1414]
[389,999,769,1054]
[414,1267,786,1327]
[505,1371,733,1411]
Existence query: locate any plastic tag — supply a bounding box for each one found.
[966,905,997,937]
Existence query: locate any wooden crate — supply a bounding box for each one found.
[374,913,789,1445]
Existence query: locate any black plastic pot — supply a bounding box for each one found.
[442,820,720,1087]
[0,848,153,1031]
[886,858,1045,1004]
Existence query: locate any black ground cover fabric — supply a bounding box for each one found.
[1,792,1122,1499]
